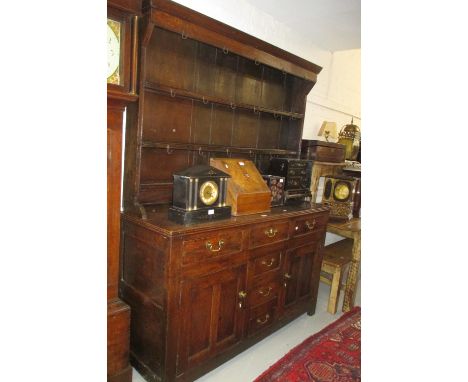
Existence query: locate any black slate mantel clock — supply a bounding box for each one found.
[168,165,232,224]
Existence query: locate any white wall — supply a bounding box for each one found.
[303,49,361,140]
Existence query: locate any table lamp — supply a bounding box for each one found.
[318,121,338,142]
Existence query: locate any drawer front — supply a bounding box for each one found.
[248,279,280,307]
[181,228,244,266]
[252,250,282,276]
[292,213,328,238]
[250,220,289,248]
[287,168,308,177]
[247,299,277,336]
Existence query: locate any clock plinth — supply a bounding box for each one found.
[168,205,232,225]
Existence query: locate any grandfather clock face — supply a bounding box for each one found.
[107,18,121,85]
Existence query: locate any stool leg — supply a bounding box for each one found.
[328,267,342,314]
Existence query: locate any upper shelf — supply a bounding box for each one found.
[142,0,322,81]
[144,81,305,120]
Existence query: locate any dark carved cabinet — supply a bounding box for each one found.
[120,206,329,382]
[119,1,327,381]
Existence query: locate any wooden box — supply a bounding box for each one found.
[210,158,271,216]
[301,139,346,163]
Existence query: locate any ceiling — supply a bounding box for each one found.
[246,0,361,51]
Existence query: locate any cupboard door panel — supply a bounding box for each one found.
[188,285,213,357]
[178,265,246,373]
[283,242,321,309]
[217,279,239,343]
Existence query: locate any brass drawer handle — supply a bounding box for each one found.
[258,286,272,297]
[283,273,292,288]
[205,239,225,252]
[256,314,270,325]
[238,290,247,309]
[305,219,316,230]
[264,227,278,237]
[261,258,276,267]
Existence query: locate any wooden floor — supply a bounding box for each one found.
[132,277,361,382]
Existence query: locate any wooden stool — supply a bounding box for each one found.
[320,238,353,314]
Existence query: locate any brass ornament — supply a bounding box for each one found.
[338,117,360,161]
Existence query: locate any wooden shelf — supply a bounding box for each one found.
[141,140,298,156]
[144,81,304,120]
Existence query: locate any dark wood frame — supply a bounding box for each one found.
[119,1,327,381]
[107,1,141,382]
[123,0,322,213]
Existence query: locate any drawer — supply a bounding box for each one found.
[247,299,276,336]
[181,228,244,266]
[252,250,282,276]
[248,279,280,307]
[249,220,289,249]
[287,168,308,177]
[292,213,328,237]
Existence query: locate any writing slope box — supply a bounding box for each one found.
[210,158,271,216]
[301,139,346,163]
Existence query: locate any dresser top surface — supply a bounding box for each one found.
[123,203,330,237]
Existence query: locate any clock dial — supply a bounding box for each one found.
[107,19,121,84]
[199,181,219,206]
[334,182,350,201]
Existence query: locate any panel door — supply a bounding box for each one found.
[282,241,323,312]
[177,264,247,373]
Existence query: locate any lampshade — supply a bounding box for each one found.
[318,121,338,142]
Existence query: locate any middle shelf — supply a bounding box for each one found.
[144,81,305,120]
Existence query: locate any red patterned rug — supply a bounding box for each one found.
[254,307,361,382]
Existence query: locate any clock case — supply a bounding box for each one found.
[168,165,232,225]
[321,174,358,220]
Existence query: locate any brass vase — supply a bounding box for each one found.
[338,118,360,161]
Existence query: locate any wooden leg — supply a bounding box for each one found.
[342,232,361,312]
[327,267,342,314]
